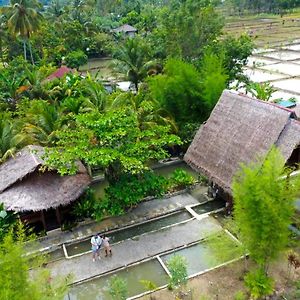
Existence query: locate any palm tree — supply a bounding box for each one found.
[0,72,27,108]
[113,37,161,91]
[0,113,28,163]
[5,0,43,64]
[22,100,64,146]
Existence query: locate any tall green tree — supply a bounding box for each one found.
[233,147,300,273]
[5,0,43,64]
[44,109,181,183]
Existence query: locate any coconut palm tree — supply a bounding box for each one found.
[0,113,28,163]
[22,100,64,146]
[113,37,161,91]
[5,0,43,64]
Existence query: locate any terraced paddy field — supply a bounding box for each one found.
[225,12,300,106]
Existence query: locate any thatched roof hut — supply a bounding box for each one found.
[0,145,91,213]
[184,90,300,194]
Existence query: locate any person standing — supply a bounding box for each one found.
[91,234,102,262]
[102,234,112,257]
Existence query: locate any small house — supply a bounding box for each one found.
[0,145,91,231]
[112,24,137,37]
[184,90,300,195]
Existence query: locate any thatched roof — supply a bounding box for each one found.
[184,90,300,194]
[0,146,91,212]
[112,24,137,33]
[0,145,43,193]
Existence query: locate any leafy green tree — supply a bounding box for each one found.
[0,224,70,300]
[44,109,181,183]
[5,0,43,63]
[160,0,223,60]
[148,58,204,125]
[65,49,88,69]
[109,89,177,132]
[214,34,254,82]
[233,147,300,273]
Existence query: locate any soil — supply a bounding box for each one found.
[139,252,300,300]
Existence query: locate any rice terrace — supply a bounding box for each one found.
[0,1,299,300]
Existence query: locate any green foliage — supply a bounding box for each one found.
[148,58,206,125]
[199,51,228,109]
[233,147,300,271]
[234,291,247,300]
[98,171,169,216]
[244,269,274,299]
[167,254,188,290]
[160,0,224,60]
[0,112,28,162]
[0,224,70,300]
[113,37,159,90]
[0,203,17,242]
[65,50,88,69]
[215,34,254,82]
[246,82,277,101]
[44,109,181,181]
[72,188,97,219]
[169,169,196,190]
[108,275,128,300]
[139,279,157,291]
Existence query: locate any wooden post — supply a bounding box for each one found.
[41,210,47,231]
[56,207,62,227]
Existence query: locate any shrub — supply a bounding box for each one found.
[101,171,168,216]
[167,255,188,290]
[108,275,127,300]
[234,291,247,300]
[0,203,17,242]
[169,169,195,191]
[72,188,96,220]
[65,50,88,69]
[244,269,274,299]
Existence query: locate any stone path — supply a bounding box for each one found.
[30,186,208,253]
[48,216,222,284]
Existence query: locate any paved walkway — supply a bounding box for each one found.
[29,186,208,253]
[48,216,222,284]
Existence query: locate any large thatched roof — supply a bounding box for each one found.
[184,90,300,194]
[0,146,91,212]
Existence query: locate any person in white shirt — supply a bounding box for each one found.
[91,234,102,262]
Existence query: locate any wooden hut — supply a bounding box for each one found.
[184,90,300,195]
[0,145,91,231]
[112,24,137,37]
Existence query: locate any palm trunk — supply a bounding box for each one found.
[23,40,27,61]
[28,40,35,65]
